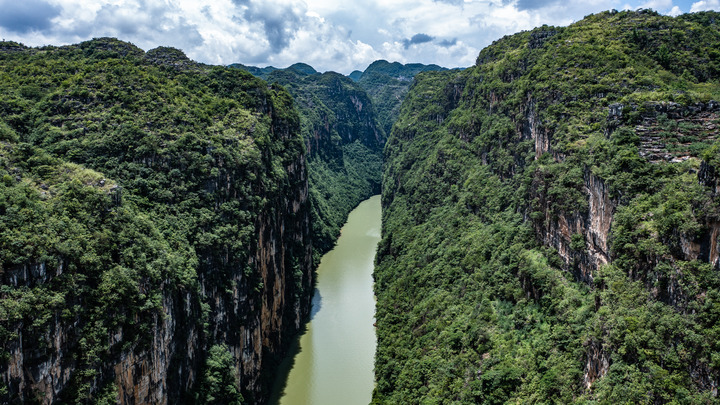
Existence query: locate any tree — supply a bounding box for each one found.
[197,344,244,405]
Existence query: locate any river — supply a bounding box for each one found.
[269,195,381,405]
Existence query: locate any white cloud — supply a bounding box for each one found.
[638,0,673,10]
[668,5,683,14]
[0,0,703,73]
[690,0,720,11]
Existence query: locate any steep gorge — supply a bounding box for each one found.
[5,9,720,405]
[258,65,386,260]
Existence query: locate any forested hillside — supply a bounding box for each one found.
[375,10,720,403]
[236,63,386,259]
[356,60,447,135]
[0,38,312,403]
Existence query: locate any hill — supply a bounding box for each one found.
[227,63,278,80]
[356,60,449,135]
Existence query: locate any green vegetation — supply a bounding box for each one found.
[0,37,309,403]
[235,63,386,260]
[375,10,720,403]
[357,60,448,136]
[197,344,244,405]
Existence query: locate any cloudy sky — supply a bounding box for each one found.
[0,0,717,73]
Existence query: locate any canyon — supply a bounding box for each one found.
[2,8,720,405]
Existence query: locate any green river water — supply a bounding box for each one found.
[269,195,381,405]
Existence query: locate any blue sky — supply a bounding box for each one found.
[0,0,716,73]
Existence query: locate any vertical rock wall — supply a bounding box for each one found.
[0,41,313,404]
[1,146,311,405]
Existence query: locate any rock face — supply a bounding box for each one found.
[531,97,720,282]
[3,180,310,403]
[0,39,312,404]
[532,170,614,283]
[698,161,720,269]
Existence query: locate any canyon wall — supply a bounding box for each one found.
[375,10,720,403]
[0,38,312,403]
[238,65,386,260]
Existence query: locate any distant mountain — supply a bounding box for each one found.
[348,70,363,82]
[233,60,452,136]
[359,59,447,81]
[227,63,277,79]
[228,62,318,80]
[286,62,317,76]
[354,60,449,135]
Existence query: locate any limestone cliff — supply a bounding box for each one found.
[375,10,720,403]
[0,38,312,403]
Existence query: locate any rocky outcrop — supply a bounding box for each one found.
[145,47,201,71]
[528,29,558,50]
[530,99,720,282]
[583,338,610,389]
[113,289,200,404]
[522,97,613,283]
[700,159,720,197]
[607,101,719,163]
[531,170,614,283]
[698,160,720,270]
[4,310,76,403]
[522,97,555,160]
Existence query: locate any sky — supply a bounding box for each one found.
[0,0,717,74]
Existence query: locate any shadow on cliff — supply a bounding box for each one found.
[266,287,322,404]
